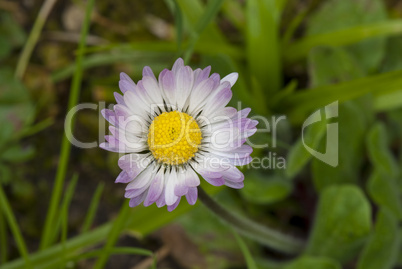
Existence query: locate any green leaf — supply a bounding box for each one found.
[240,172,292,204]
[312,102,366,191]
[233,231,258,269]
[357,208,400,269]
[367,172,402,220]
[306,185,372,262]
[0,164,11,185]
[366,123,399,178]
[0,12,26,60]
[305,0,387,72]
[0,12,26,48]
[308,47,364,87]
[1,145,35,163]
[284,256,341,269]
[381,36,402,72]
[374,90,402,111]
[246,0,281,94]
[0,35,12,60]
[0,68,33,136]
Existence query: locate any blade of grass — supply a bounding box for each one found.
[39,0,96,250]
[284,20,402,63]
[60,174,79,267]
[282,9,308,46]
[183,0,225,64]
[81,182,104,233]
[2,184,221,269]
[39,247,153,269]
[222,0,245,32]
[51,50,175,82]
[52,42,243,82]
[175,0,226,44]
[15,0,58,79]
[15,118,54,141]
[93,200,131,269]
[246,0,282,96]
[164,0,183,54]
[281,69,402,123]
[76,247,153,261]
[198,187,304,254]
[0,211,8,264]
[233,230,258,269]
[0,185,31,268]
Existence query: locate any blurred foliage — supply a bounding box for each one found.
[1,0,402,268]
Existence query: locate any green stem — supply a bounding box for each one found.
[0,186,31,268]
[93,200,131,269]
[183,0,225,64]
[197,187,304,254]
[15,0,58,79]
[0,210,7,264]
[81,182,105,233]
[39,0,95,249]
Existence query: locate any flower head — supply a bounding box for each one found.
[100,58,258,211]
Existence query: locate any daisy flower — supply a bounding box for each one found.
[100,58,258,211]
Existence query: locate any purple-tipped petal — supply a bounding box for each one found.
[142,76,164,105]
[119,79,136,94]
[115,171,132,183]
[225,180,244,189]
[125,187,148,198]
[185,168,200,188]
[186,187,198,205]
[101,109,117,126]
[172,58,184,74]
[159,70,176,105]
[120,72,136,89]
[126,164,156,190]
[167,197,181,212]
[156,188,166,208]
[175,66,194,107]
[193,66,211,87]
[203,176,225,186]
[221,166,244,182]
[204,88,232,116]
[142,66,157,80]
[114,92,125,105]
[239,108,251,118]
[143,170,164,206]
[129,193,146,207]
[118,154,150,178]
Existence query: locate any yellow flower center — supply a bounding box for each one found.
[147,111,202,165]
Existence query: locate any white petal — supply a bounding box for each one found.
[221,72,238,87]
[165,169,179,206]
[126,163,157,190]
[175,66,194,109]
